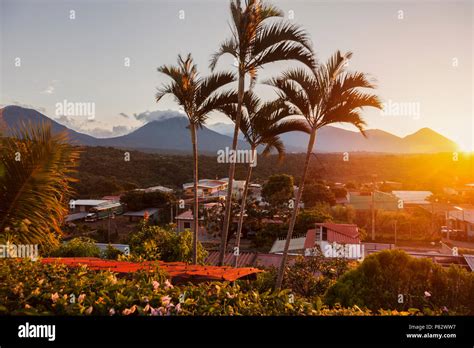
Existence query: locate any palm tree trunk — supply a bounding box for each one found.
[218,70,245,266]
[234,158,253,267]
[275,128,317,289]
[190,123,199,265]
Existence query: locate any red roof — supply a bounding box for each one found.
[40,258,262,283]
[312,223,360,244]
[205,251,257,268]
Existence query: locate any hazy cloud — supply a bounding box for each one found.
[41,80,59,95]
[134,109,186,123]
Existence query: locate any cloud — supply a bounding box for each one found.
[41,80,59,95]
[134,109,186,123]
[53,115,132,138]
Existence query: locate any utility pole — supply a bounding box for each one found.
[394,220,397,245]
[371,175,377,241]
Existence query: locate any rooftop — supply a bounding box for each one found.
[72,199,108,206]
[41,258,263,283]
[392,190,433,204]
[123,208,159,217]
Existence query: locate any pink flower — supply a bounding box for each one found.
[424,291,431,298]
[150,307,160,316]
[164,279,174,289]
[78,294,86,303]
[85,306,93,315]
[51,292,59,303]
[152,280,160,290]
[175,303,181,313]
[109,308,116,316]
[161,295,172,306]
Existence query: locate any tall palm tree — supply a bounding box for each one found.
[156,53,235,264]
[268,51,383,289]
[0,122,79,249]
[211,0,315,265]
[219,91,310,266]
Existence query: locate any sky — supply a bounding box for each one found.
[1,0,473,149]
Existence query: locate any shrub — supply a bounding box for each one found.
[0,258,443,316]
[325,250,474,314]
[127,221,207,263]
[49,237,101,258]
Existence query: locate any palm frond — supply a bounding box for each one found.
[0,122,79,248]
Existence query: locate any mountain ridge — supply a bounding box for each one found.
[0,105,459,154]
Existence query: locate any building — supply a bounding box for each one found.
[392,190,433,207]
[183,179,228,198]
[447,208,474,239]
[123,208,159,223]
[348,191,399,211]
[136,186,174,194]
[69,199,108,213]
[307,223,363,259]
[175,210,206,236]
[269,223,362,259]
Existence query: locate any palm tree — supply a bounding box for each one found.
[219,91,310,266]
[0,122,79,249]
[268,51,383,289]
[156,53,235,264]
[211,0,315,265]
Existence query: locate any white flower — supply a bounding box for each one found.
[109,308,116,316]
[424,291,431,297]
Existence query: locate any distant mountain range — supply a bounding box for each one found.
[1,105,459,154]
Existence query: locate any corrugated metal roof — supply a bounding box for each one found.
[463,254,474,271]
[73,199,108,206]
[205,251,257,267]
[315,223,360,244]
[41,258,262,282]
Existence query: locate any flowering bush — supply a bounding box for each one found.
[0,258,441,316]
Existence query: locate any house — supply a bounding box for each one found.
[102,195,121,202]
[69,199,108,213]
[348,191,399,211]
[137,186,174,194]
[447,207,474,239]
[175,210,206,236]
[183,179,228,198]
[123,208,159,223]
[269,222,363,259]
[307,223,363,259]
[392,190,433,207]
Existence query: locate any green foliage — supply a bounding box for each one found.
[0,122,79,249]
[325,250,474,314]
[120,190,173,212]
[262,174,294,207]
[302,183,336,207]
[0,258,382,316]
[103,245,124,260]
[127,221,208,264]
[49,237,101,258]
[294,207,332,234]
